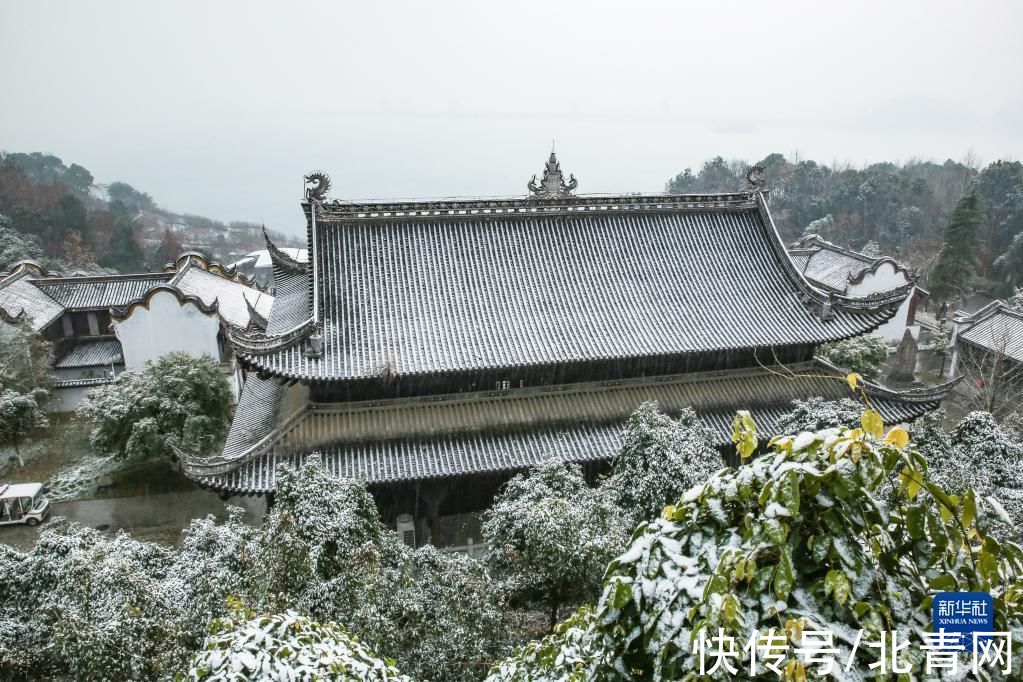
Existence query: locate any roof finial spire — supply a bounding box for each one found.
[528,148,577,198]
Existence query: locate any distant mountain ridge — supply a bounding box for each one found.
[0,151,302,274]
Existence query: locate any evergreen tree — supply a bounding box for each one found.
[100,222,146,271]
[153,228,183,266]
[930,191,983,303]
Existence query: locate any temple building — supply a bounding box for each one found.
[182,157,957,543]
[788,235,928,343]
[0,254,271,409]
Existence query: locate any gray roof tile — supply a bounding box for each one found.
[33,274,172,309]
[239,195,904,380]
[188,360,953,492]
[55,338,124,368]
[957,302,1023,363]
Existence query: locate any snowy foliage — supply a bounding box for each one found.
[168,507,259,627]
[187,604,411,681]
[0,216,44,269]
[490,411,1023,680]
[483,461,629,628]
[1005,411,1023,442]
[860,239,881,258]
[0,457,516,680]
[914,410,1023,539]
[603,403,721,524]
[376,546,510,682]
[818,333,889,378]
[775,396,863,433]
[0,320,54,394]
[43,453,120,502]
[801,213,833,239]
[1007,287,1023,313]
[250,455,386,611]
[77,351,232,460]
[247,457,513,681]
[0,388,48,466]
[918,326,952,354]
[0,519,189,680]
[484,607,597,682]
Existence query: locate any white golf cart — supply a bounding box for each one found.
[0,483,50,527]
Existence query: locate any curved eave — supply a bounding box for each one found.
[813,357,964,405]
[185,359,956,494]
[263,226,307,276]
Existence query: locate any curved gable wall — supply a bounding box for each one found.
[112,289,222,369]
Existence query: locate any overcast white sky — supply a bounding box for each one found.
[1,0,1021,235]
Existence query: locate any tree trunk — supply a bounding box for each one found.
[14,439,23,467]
[549,592,561,631]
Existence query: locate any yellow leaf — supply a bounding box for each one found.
[846,372,861,392]
[884,426,910,449]
[661,505,675,520]
[899,467,922,500]
[861,409,884,439]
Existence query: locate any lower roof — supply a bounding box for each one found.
[956,301,1023,364]
[185,360,955,494]
[54,338,124,368]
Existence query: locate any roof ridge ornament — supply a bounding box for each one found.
[744,163,766,193]
[304,171,331,202]
[528,152,578,198]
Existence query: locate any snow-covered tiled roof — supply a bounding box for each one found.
[32,273,172,309]
[55,338,124,368]
[171,264,273,329]
[788,235,912,294]
[234,193,908,381]
[186,359,956,493]
[0,269,64,331]
[956,301,1023,363]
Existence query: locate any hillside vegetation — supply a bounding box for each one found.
[668,154,1023,301]
[0,151,299,274]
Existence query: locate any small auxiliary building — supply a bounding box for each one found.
[184,156,957,543]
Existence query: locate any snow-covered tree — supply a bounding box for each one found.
[774,396,863,433]
[490,410,1023,680]
[187,603,411,681]
[818,333,889,378]
[482,461,629,629]
[1006,411,1023,442]
[800,213,833,239]
[485,607,597,682]
[0,320,54,395]
[378,546,510,682]
[602,403,721,525]
[914,410,1023,539]
[253,456,512,681]
[77,352,231,460]
[860,239,881,258]
[0,519,189,680]
[0,388,48,466]
[167,507,259,628]
[0,215,44,270]
[250,455,387,612]
[1006,287,1023,313]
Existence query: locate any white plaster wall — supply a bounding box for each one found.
[112,291,222,369]
[848,263,917,343]
[49,385,96,413]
